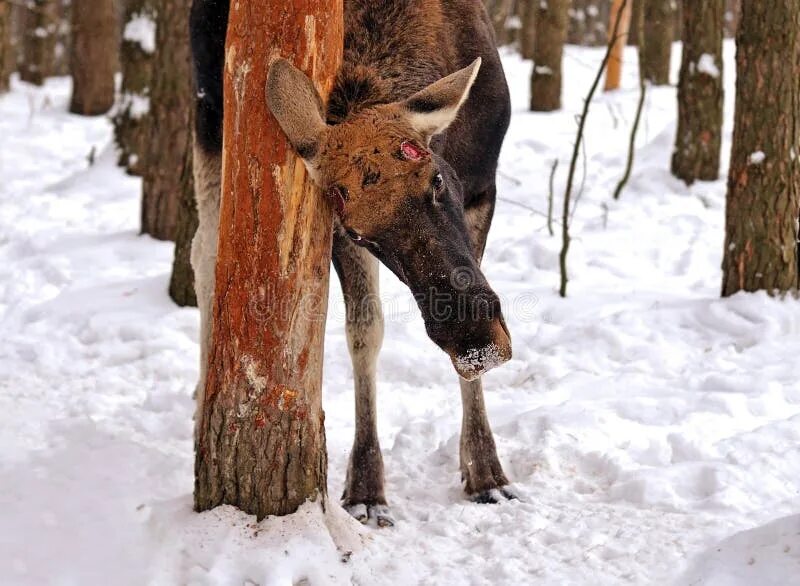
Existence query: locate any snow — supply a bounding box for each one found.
[123,13,156,55]
[697,53,721,79]
[1,41,799,585]
[748,150,766,165]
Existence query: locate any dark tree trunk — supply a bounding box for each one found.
[113,0,154,175]
[140,0,191,241]
[721,0,800,296]
[69,0,117,115]
[530,0,569,111]
[568,0,611,47]
[725,0,740,38]
[20,0,56,86]
[194,0,343,520]
[628,0,641,46]
[671,0,724,184]
[640,0,674,85]
[519,0,536,60]
[168,130,198,307]
[0,0,10,92]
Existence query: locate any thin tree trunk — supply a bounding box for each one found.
[724,0,740,38]
[140,0,191,241]
[194,0,343,519]
[640,0,673,85]
[604,0,632,91]
[168,123,198,308]
[0,0,10,92]
[530,0,569,111]
[627,0,640,46]
[721,0,800,296]
[69,0,117,115]
[20,0,56,86]
[671,0,724,184]
[113,0,154,175]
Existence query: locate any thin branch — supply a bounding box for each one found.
[559,0,629,298]
[547,159,558,237]
[613,80,648,200]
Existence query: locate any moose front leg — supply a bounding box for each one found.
[458,190,515,502]
[332,234,394,527]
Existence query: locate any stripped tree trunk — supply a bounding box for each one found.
[529,0,569,111]
[671,0,724,184]
[604,0,632,91]
[721,0,800,296]
[20,0,56,86]
[113,0,154,175]
[140,0,191,241]
[69,0,118,115]
[194,0,343,519]
[0,0,10,92]
[640,0,673,85]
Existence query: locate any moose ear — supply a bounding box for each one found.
[266,58,327,165]
[401,57,481,140]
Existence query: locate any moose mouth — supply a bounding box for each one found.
[448,317,512,381]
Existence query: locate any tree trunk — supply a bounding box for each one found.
[568,0,611,47]
[725,0,741,38]
[530,0,569,111]
[518,0,536,60]
[113,0,154,175]
[671,0,724,184]
[640,0,673,85]
[604,0,632,91]
[721,0,800,296]
[485,0,515,46]
[52,0,70,76]
[140,0,191,241]
[194,0,343,519]
[168,127,198,308]
[69,0,117,115]
[627,0,641,46]
[20,0,56,86]
[0,1,10,92]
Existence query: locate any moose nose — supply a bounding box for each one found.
[449,316,512,381]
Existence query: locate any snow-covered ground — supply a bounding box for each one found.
[2,42,799,585]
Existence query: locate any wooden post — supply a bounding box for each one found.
[604,0,632,91]
[194,0,343,519]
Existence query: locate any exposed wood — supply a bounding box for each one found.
[604,0,632,91]
[194,0,343,519]
[721,0,800,296]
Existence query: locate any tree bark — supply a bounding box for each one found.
[518,0,536,60]
[604,0,632,91]
[640,0,673,85]
[113,0,154,175]
[168,124,198,308]
[140,0,191,241]
[69,0,117,115]
[627,0,640,46]
[20,0,56,86]
[721,0,800,296]
[530,0,569,111]
[194,0,343,519]
[485,0,515,46]
[0,1,10,92]
[671,0,724,184]
[724,0,740,38]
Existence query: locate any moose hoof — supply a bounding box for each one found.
[345,503,395,527]
[470,486,519,504]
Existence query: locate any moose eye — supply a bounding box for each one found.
[432,173,444,192]
[345,228,362,242]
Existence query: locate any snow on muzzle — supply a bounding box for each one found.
[417,267,513,381]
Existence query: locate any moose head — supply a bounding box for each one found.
[266,58,511,380]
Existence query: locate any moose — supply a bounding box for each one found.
[190,0,514,526]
